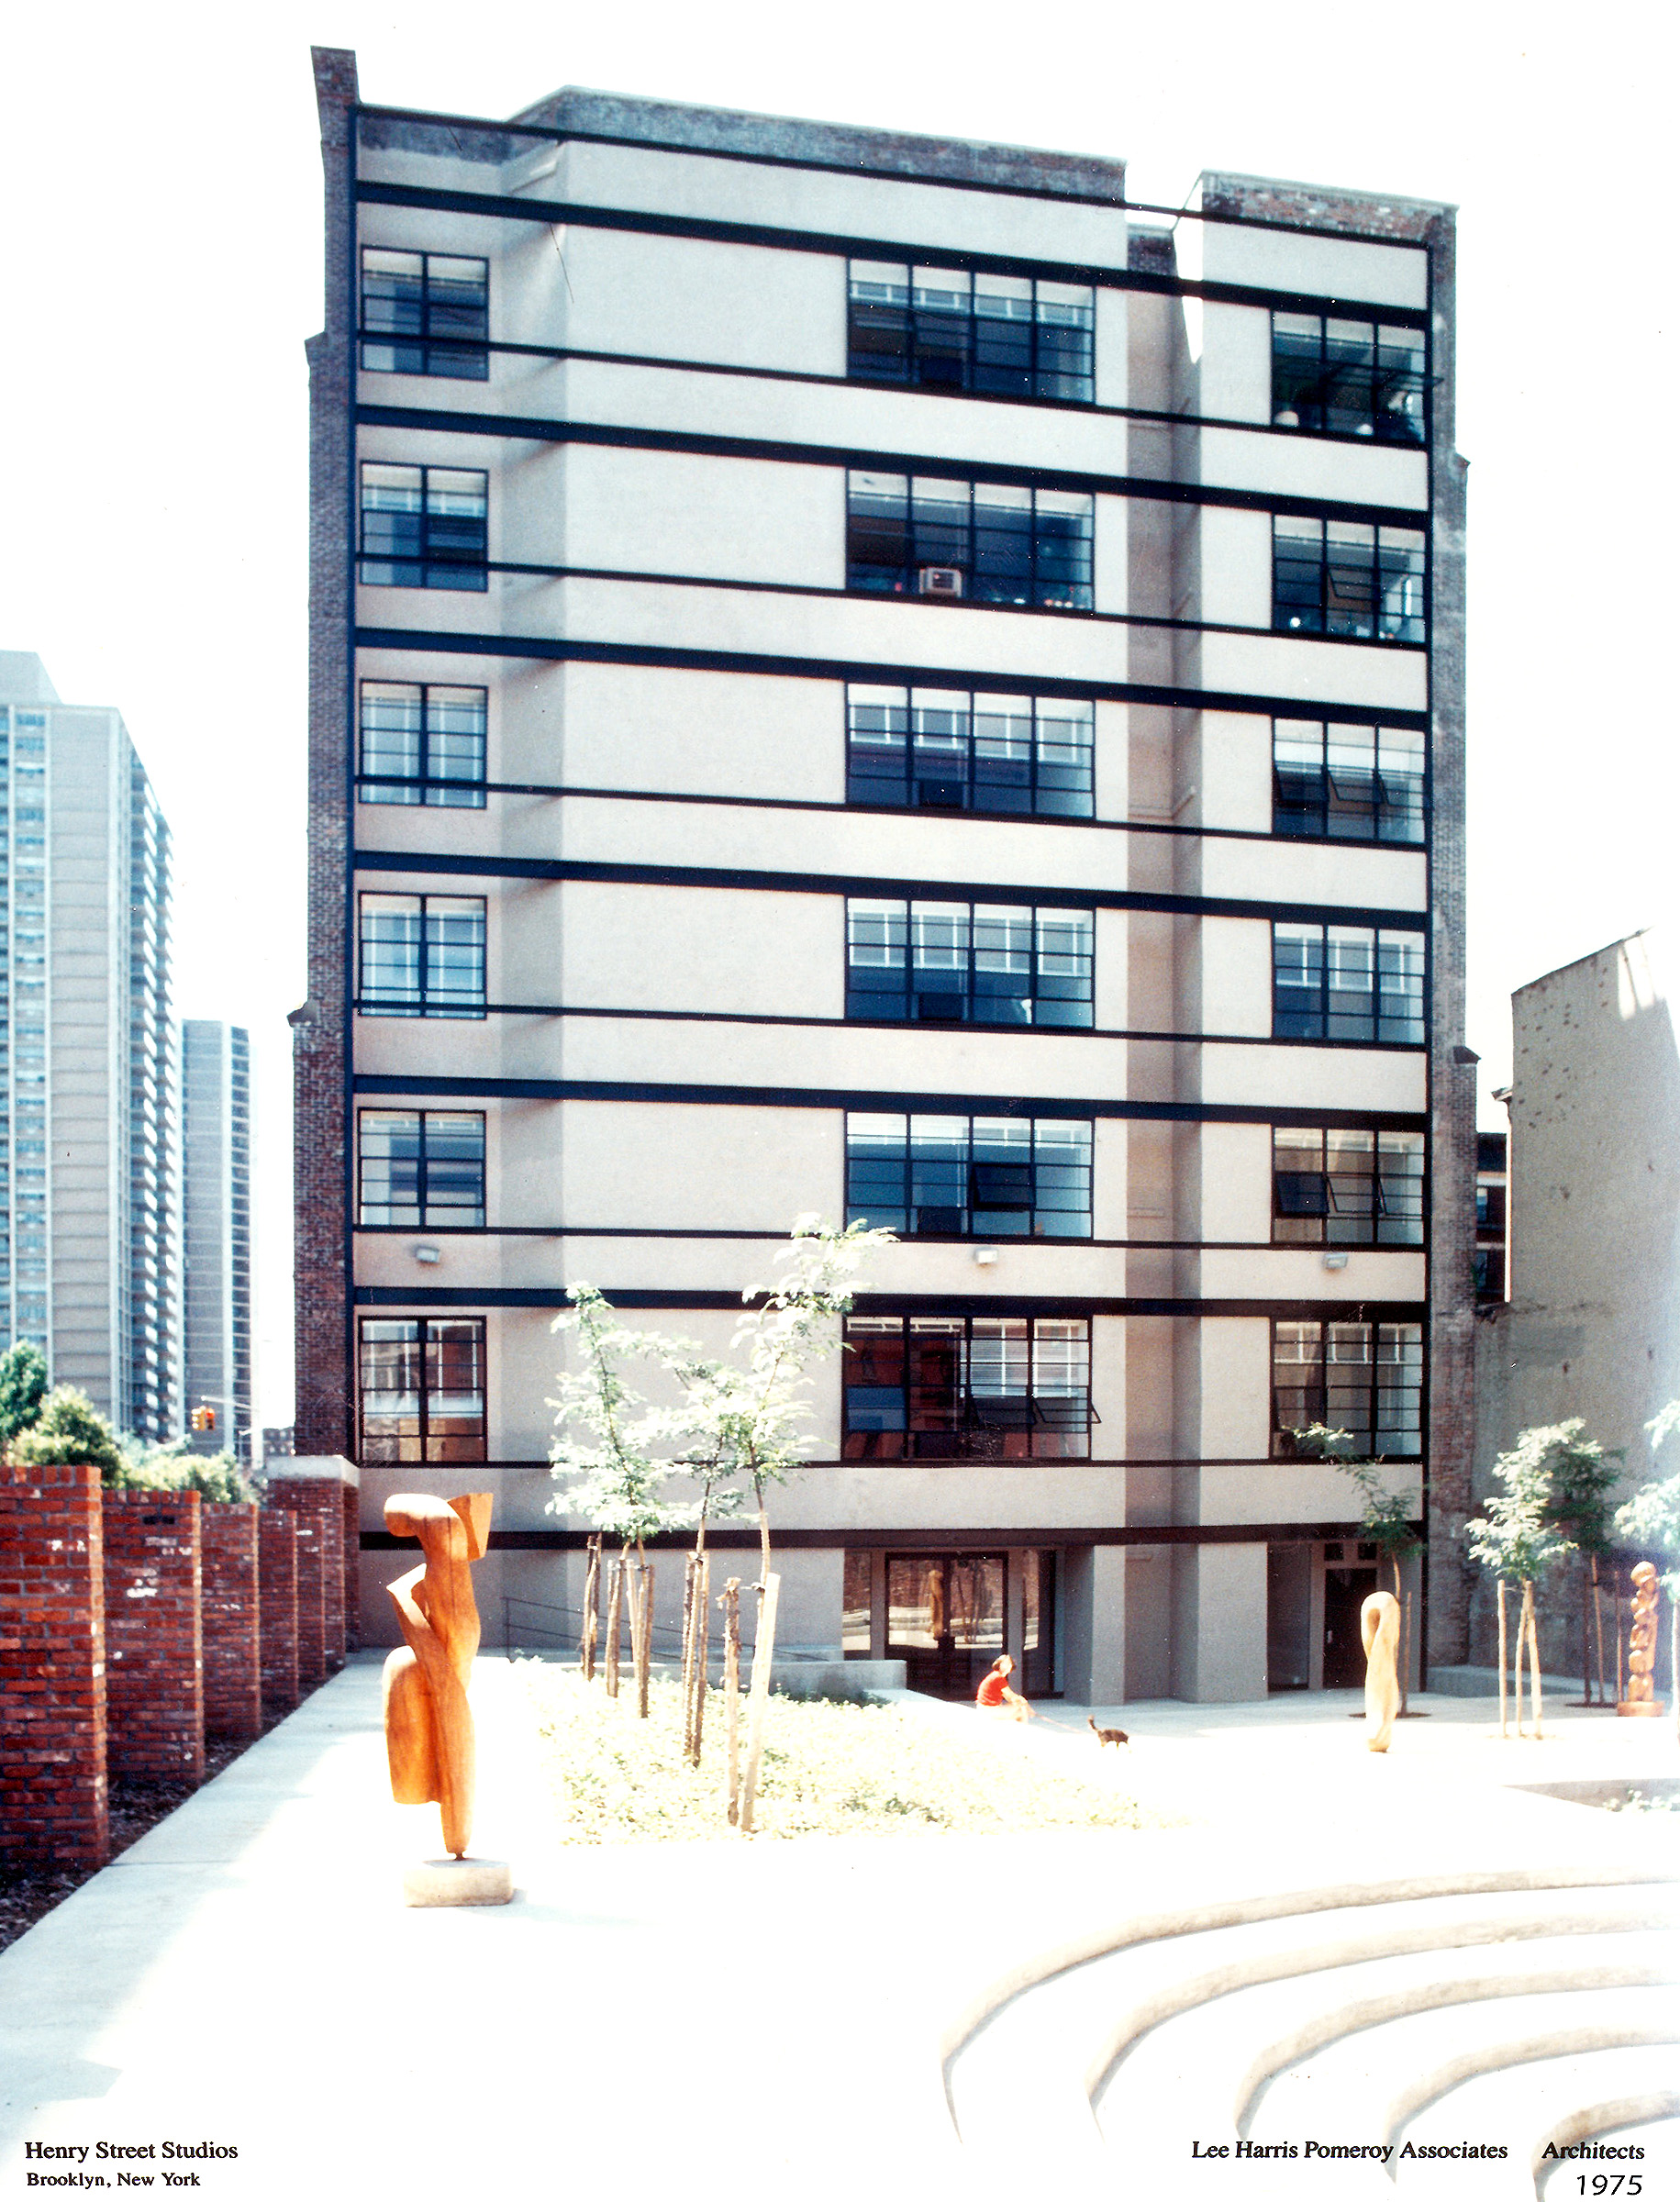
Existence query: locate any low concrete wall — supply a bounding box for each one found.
[772,1660,906,1702]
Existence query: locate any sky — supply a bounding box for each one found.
[2,0,1675,1426]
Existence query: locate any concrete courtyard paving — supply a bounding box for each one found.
[0,1657,1674,2200]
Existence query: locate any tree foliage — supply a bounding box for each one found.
[10,1386,126,1477]
[547,1284,701,1545]
[114,1439,259,1503]
[1284,1422,1422,1570]
[1539,1418,1624,1558]
[1616,1402,1680,1592]
[0,1340,49,1441]
[1462,1422,1580,1585]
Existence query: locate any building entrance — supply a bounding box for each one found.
[1322,1563,1378,1687]
[886,1553,1006,1696]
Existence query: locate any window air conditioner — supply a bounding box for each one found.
[918,565,964,599]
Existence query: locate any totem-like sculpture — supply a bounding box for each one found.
[1618,1561,1666,1718]
[1361,1589,1403,1752]
[383,1491,494,1856]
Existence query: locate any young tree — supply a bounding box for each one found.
[1540,1420,1623,1707]
[10,1387,125,1479]
[116,1437,260,1503]
[547,1285,700,1717]
[1463,1425,1578,1739]
[682,1218,895,1831]
[1614,1401,1680,1740]
[0,1340,49,1443]
[1285,1423,1423,1707]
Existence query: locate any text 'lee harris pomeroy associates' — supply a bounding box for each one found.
[1190,2140,1519,2162]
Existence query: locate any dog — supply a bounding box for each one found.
[1088,1715,1130,1748]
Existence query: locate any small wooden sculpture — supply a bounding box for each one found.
[1361,1589,1402,1752]
[383,1491,494,1856]
[1618,1561,1665,1718]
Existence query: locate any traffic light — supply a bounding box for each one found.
[190,1405,217,1432]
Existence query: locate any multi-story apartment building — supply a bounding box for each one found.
[182,1019,254,1460]
[0,651,182,1439]
[301,51,1474,1698]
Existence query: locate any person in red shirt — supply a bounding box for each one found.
[974,1653,1035,1720]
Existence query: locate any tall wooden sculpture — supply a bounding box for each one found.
[1618,1561,1665,1718]
[1361,1589,1402,1752]
[383,1491,494,1856]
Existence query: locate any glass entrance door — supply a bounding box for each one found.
[886,1552,1006,1696]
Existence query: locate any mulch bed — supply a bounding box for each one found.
[0,1696,318,1957]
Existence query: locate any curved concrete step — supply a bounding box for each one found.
[1396,2048,1680,2197]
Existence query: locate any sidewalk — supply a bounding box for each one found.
[0,1660,1673,2201]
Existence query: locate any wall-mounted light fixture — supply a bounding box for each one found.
[1322,1251,1349,1272]
[974,1247,999,1267]
[413,1244,441,1266]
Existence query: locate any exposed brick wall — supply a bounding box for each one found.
[102,1489,204,1784]
[341,1483,360,1650]
[200,1502,261,1743]
[257,1510,299,1716]
[269,1478,346,1667]
[0,1462,107,1868]
[290,1511,329,1688]
[294,46,359,1459]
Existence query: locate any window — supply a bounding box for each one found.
[847,472,1093,609]
[1273,1127,1424,1246]
[1273,517,1424,642]
[847,900,1094,1028]
[843,1314,1095,1459]
[1475,1182,1506,1232]
[1273,924,1424,1045]
[361,250,489,379]
[360,464,487,590]
[1272,313,1426,443]
[359,683,487,807]
[848,261,1095,404]
[846,685,1094,817]
[358,895,485,1018]
[1473,1247,1505,1301]
[359,1317,486,1462]
[847,1115,1092,1238]
[359,1111,485,1226]
[1273,720,1424,843]
[1272,1320,1422,1458]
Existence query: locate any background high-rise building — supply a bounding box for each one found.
[0,651,182,1437]
[182,1018,254,1460]
[301,57,1471,1697]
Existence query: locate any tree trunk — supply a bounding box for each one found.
[1524,1580,1543,1739]
[1670,1591,1678,1744]
[605,1551,626,1699]
[1592,1557,1608,1707]
[738,1571,781,1837]
[720,1577,741,1826]
[634,1554,654,1719]
[1512,1580,1527,1737]
[1391,1557,1409,1715]
[1496,1578,1508,1740]
[690,1552,710,1765]
[581,1535,601,1682]
[1578,1560,1593,1707]
[680,1552,696,1707]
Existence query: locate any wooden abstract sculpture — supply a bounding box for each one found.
[383,1492,494,1856]
[1361,1589,1402,1752]
[1618,1561,1665,1718]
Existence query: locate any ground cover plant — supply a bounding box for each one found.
[520,1665,1174,1843]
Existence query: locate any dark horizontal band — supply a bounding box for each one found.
[350,1073,1428,1129]
[360,1518,1419,1551]
[351,627,1433,730]
[356,178,1432,329]
[351,1287,1425,1316]
[358,400,1430,532]
[350,846,1428,933]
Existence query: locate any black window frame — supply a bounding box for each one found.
[845,684,1095,818]
[846,471,1094,610]
[846,898,1095,1029]
[1272,717,1426,845]
[1271,1318,1424,1461]
[846,260,1096,405]
[1272,923,1426,1046]
[358,462,488,592]
[1271,1125,1426,1248]
[846,1112,1094,1240]
[842,1313,1096,1461]
[358,1315,488,1462]
[360,248,490,381]
[357,892,487,1019]
[357,1109,487,1228]
[1270,310,1428,444]
[358,680,488,808]
[1272,516,1426,643]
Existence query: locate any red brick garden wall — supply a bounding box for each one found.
[269,1477,346,1674]
[289,1510,329,1688]
[0,1462,108,1868]
[200,1502,261,1743]
[102,1489,204,1784]
[257,1510,299,1716]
